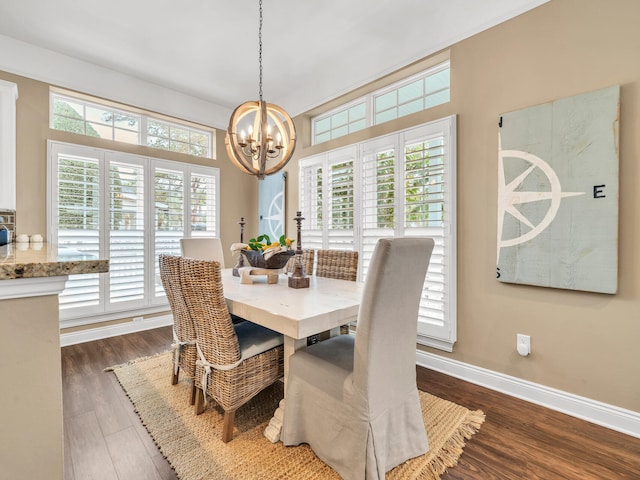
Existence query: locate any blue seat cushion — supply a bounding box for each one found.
[234,321,284,360]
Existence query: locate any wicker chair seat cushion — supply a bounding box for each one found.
[234,321,284,360]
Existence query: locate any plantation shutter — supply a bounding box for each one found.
[51,143,102,316]
[48,141,221,325]
[189,169,219,238]
[152,163,184,299]
[297,116,457,351]
[299,158,324,251]
[403,120,456,350]
[361,135,397,278]
[326,147,356,250]
[107,154,146,307]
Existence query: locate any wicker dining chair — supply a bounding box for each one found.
[316,249,359,282]
[181,237,247,324]
[179,257,285,443]
[315,249,359,336]
[159,254,198,405]
[284,249,315,277]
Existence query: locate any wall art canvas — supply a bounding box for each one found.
[496,85,620,294]
[258,172,286,240]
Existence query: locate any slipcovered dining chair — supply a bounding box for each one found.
[180,257,285,442]
[284,249,315,277]
[159,254,198,404]
[316,249,359,335]
[180,237,226,266]
[181,236,247,324]
[282,237,435,480]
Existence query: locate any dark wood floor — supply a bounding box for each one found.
[62,326,640,480]
[62,327,178,480]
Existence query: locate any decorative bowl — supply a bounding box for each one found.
[240,249,295,269]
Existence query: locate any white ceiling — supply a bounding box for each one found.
[0,0,547,128]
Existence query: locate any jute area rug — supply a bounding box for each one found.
[109,352,484,480]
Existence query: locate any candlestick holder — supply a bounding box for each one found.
[288,211,310,289]
[232,217,246,277]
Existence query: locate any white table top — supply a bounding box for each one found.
[221,268,363,340]
[221,267,364,443]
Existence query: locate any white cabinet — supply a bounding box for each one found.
[0,80,18,211]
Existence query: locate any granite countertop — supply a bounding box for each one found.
[0,242,109,280]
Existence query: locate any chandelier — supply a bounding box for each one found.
[225,0,296,179]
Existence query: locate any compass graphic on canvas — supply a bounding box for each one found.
[496,85,619,294]
[265,191,284,239]
[258,172,286,240]
[497,133,584,263]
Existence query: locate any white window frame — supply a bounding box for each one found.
[300,115,457,351]
[50,89,215,159]
[47,140,220,327]
[372,61,450,125]
[311,60,450,145]
[311,99,368,145]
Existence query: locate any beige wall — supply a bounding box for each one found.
[286,0,640,413]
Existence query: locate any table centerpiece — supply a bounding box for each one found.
[231,234,295,283]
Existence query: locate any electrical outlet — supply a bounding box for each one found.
[517,333,531,355]
[133,316,144,323]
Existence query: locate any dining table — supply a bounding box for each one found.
[221,267,364,442]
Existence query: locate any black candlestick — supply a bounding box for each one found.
[288,211,309,288]
[233,217,247,277]
[238,217,245,243]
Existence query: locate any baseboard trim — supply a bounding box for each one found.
[60,314,173,347]
[416,350,640,439]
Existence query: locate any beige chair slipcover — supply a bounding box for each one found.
[180,237,226,267]
[281,237,435,480]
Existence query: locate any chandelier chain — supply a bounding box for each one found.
[225,0,296,179]
[258,0,263,101]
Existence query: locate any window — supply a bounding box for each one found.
[312,61,450,145]
[48,140,220,325]
[300,116,456,351]
[313,101,367,144]
[147,119,211,157]
[373,65,450,124]
[50,91,214,159]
